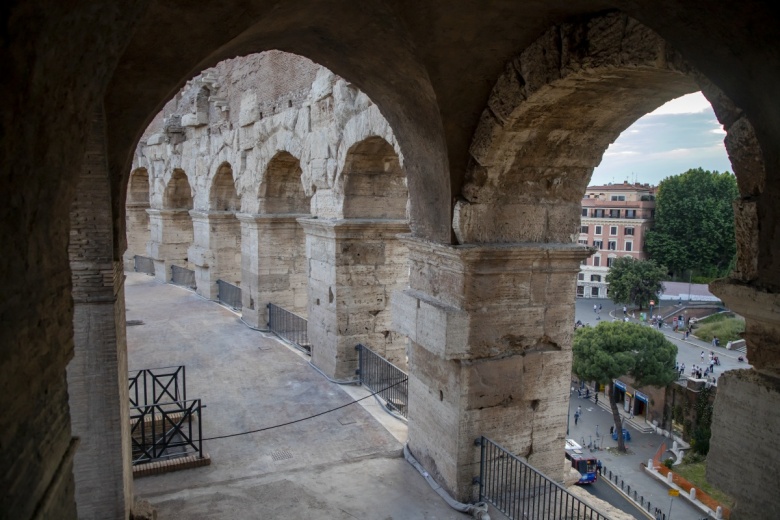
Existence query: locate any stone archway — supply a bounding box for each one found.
[209,162,240,212]
[342,136,407,220]
[124,167,151,270]
[240,151,312,327]
[189,162,242,298]
[259,151,310,214]
[399,12,772,507]
[147,168,195,280]
[303,135,410,378]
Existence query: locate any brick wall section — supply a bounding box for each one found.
[67,106,133,520]
[142,52,320,139]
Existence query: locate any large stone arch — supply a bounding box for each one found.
[457,13,702,244]
[450,12,776,516]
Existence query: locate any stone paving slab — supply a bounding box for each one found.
[125,273,467,519]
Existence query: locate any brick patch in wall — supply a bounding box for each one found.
[132,452,211,478]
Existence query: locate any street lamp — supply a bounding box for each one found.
[688,269,692,303]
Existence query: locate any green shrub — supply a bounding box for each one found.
[664,458,675,469]
[695,313,732,325]
[683,451,705,464]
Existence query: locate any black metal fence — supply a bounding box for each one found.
[217,279,242,310]
[129,366,187,408]
[477,436,609,520]
[267,303,310,353]
[356,343,409,418]
[171,264,196,289]
[134,255,155,276]
[130,399,204,465]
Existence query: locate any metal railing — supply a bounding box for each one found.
[129,366,186,408]
[171,264,196,289]
[268,303,310,353]
[356,343,408,419]
[134,255,155,276]
[130,399,203,465]
[216,279,242,310]
[477,436,609,520]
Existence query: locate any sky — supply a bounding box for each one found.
[590,92,732,187]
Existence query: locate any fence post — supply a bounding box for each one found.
[355,344,363,381]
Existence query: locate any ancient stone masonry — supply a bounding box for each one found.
[128,51,409,367]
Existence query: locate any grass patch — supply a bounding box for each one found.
[694,315,744,343]
[695,313,732,325]
[674,461,735,508]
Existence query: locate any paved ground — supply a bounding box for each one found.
[126,273,468,519]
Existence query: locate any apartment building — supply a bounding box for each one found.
[578,182,656,298]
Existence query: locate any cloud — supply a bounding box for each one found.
[648,92,711,116]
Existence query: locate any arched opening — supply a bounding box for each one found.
[189,162,242,299]
[342,136,407,219]
[259,151,310,214]
[147,168,195,279]
[209,162,240,211]
[244,151,311,327]
[124,168,151,271]
[164,168,194,211]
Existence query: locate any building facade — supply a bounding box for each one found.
[577,183,656,298]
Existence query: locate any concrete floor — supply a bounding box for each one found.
[126,273,469,519]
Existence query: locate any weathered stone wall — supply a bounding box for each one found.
[130,52,403,220]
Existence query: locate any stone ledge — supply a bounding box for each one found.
[132,453,211,478]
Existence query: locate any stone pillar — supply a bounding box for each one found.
[300,218,410,379]
[188,210,240,299]
[392,237,589,501]
[238,213,309,328]
[147,208,193,281]
[123,202,150,271]
[707,280,780,519]
[67,106,132,519]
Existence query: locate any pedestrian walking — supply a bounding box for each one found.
[574,410,580,425]
[594,304,597,314]
[594,393,598,405]
[701,350,705,361]
[597,459,602,475]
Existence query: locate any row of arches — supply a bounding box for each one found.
[126,137,409,357]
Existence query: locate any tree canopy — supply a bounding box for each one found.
[645,168,738,276]
[572,321,678,451]
[606,256,666,309]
